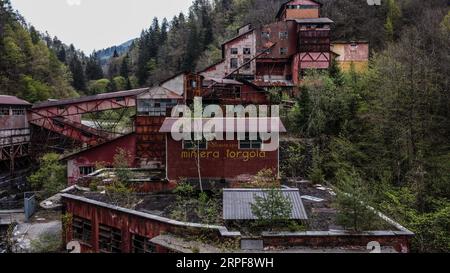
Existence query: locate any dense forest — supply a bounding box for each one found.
[1,0,449,252]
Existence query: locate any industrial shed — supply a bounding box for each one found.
[222,188,308,221]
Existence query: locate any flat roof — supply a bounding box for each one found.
[295,18,334,24]
[223,188,308,220]
[0,95,31,106]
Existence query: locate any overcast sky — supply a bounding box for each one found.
[10,0,193,54]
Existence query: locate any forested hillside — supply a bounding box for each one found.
[0,0,78,102]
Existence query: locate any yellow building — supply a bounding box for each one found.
[331,41,369,72]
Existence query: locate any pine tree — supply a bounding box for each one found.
[69,55,86,91]
[85,52,103,80]
[120,54,130,79]
[113,47,119,58]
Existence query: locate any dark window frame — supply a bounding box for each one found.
[72,217,92,245]
[99,224,122,253]
[230,58,238,69]
[131,234,156,253]
[79,166,96,176]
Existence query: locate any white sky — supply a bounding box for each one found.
[10,0,193,54]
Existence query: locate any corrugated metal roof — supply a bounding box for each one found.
[223,188,308,220]
[138,86,183,100]
[295,18,334,24]
[207,78,243,85]
[0,95,31,106]
[32,88,149,109]
[159,117,287,133]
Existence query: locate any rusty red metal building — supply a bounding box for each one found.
[0,95,31,174]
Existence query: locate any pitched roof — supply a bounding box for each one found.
[138,86,183,100]
[0,95,31,106]
[223,188,308,220]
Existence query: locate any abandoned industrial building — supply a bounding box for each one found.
[1,1,414,254]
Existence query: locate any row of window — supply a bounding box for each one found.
[0,108,26,116]
[230,47,251,55]
[286,4,318,10]
[261,31,289,40]
[256,47,289,56]
[230,58,252,69]
[72,217,156,253]
[137,99,178,117]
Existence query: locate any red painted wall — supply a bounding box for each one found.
[166,136,279,181]
[66,134,137,185]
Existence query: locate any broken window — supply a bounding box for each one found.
[99,224,122,253]
[279,31,288,39]
[230,48,238,55]
[12,108,25,115]
[280,47,288,56]
[230,58,238,69]
[79,166,95,176]
[0,108,9,116]
[243,48,251,55]
[243,58,251,70]
[261,31,270,39]
[72,217,92,244]
[138,99,177,116]
[131,234,156,253]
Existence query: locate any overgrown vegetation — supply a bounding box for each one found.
[104,148,136,208]
[170,181,221,225]
[251,187,293,230]
[333,169,377,232]
[280,5,450,251]
[28,153,66,197]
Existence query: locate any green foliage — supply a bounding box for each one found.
[251,187,293,229]
[88,79,111,94]
[334,169,377,232]
[113,148,133,183]
[196,192,220,225]
[246,169,280,188]
[280,142,306,178]
[309,146,325,184]
[171,181,196,222]
[28,153,66,197]
[0,1,78,101]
